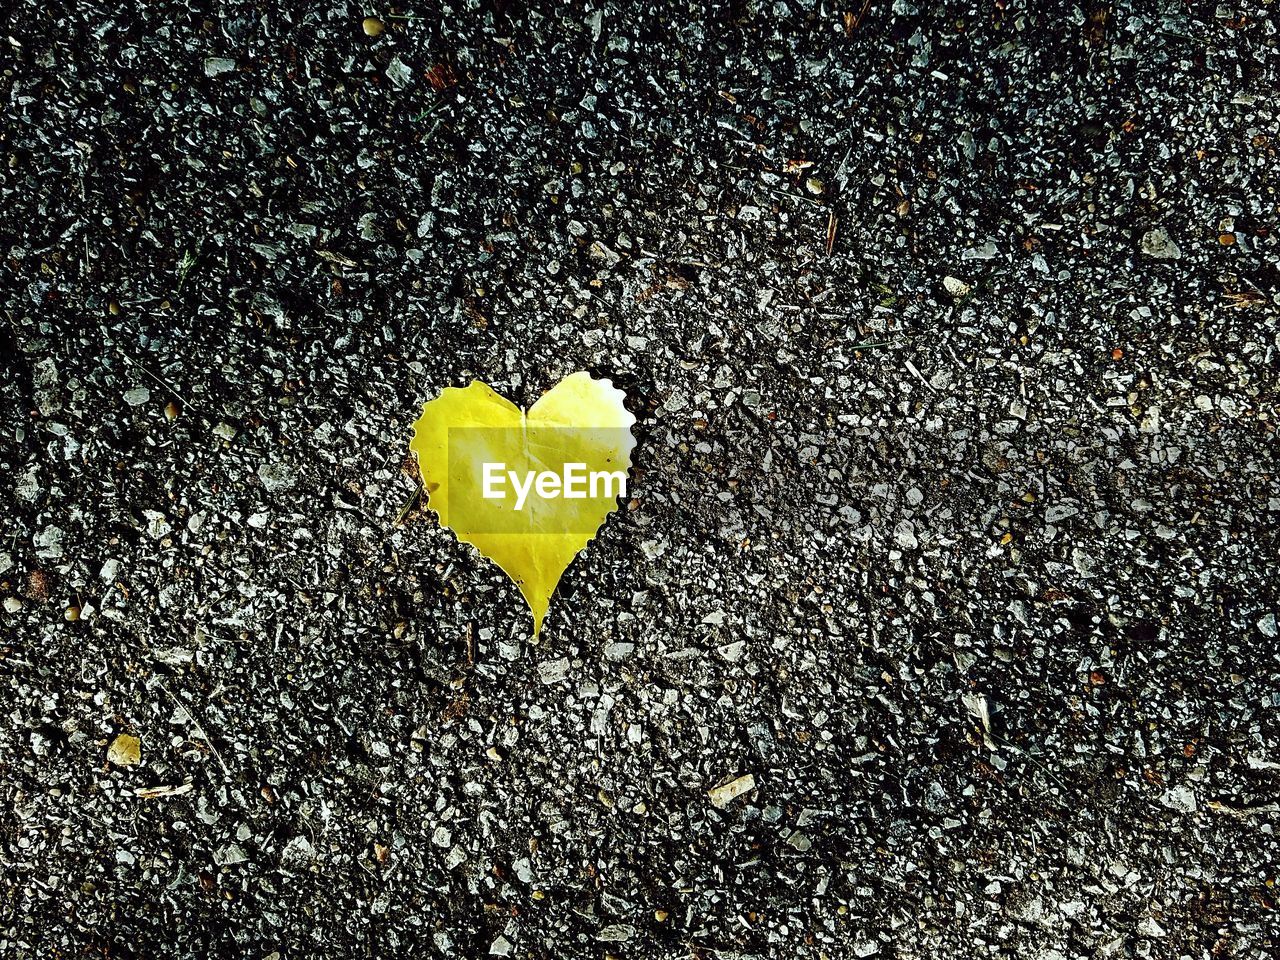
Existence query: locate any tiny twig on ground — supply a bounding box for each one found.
[394,480,423,526]
[118,351,188,408]
[768,188,822,208]
[412,100,445,123]
[157,681,231,778]
[904,358,937,392]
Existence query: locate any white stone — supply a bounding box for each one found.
[1141,227,1181,260]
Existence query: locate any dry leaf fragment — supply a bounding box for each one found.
[1206,800,1280,817]
[409,372,636,635]
[708,773,757,808]
[134,782,194,799]
[425,62,458,90]
[316,249,358,268]
[108,733,141,767]
[961,693,996,750]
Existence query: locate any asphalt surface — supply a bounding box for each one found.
[3,1,1279,957]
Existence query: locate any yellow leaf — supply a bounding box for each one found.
[108,733,141,767]
[410,372,636,636]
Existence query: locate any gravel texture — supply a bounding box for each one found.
[3,2,1280,957]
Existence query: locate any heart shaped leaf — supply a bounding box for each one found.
[410,372,636,635]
